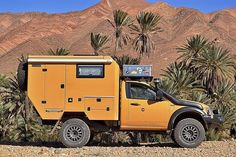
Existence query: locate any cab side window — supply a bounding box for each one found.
[127,83,156,100]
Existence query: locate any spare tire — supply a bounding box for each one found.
[17,61,28,91]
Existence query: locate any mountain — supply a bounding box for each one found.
[0,0,236,76]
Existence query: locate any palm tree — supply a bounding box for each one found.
[159,78,178,96]
[90,32,109,55]
[0,74,9,87]
[0,76,30,140]
[48,48,70,56]
[112,55,140,71]
[213,104,236,130]
[233,55,236,83]
[193,46,235,93]
[130,11,162,56]
[161,62,201,98]
[188,91,211,104]
[0,55,35,141]
[211,80,236,107]
[0,74,9,139]
[177,35,209,67]
[107,10,132,53]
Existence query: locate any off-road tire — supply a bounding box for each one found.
[88,131,94,144]
[17,62,28,91]
[174,118,205,148]
[60,118,90,148]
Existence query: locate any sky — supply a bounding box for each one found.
[0,0,235,14]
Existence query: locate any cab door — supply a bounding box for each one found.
[124,82,171,130]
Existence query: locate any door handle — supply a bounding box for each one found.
[131,103,141,106]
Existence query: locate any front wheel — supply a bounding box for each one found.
[173,118,205,148]
[60,118,90,148]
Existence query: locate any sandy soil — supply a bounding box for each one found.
[0,141,236,157]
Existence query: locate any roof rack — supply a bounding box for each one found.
[122,65,153,81]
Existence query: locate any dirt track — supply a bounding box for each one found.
[0,141,236,157]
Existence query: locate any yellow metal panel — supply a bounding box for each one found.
[44,64,65,110]
[64,57,119,120]
[27,56,119,120]
[28,64,64,120]
[84,97,114,110]
[120,81,172,130]
[83,97,115,120]
[28,64,45,119]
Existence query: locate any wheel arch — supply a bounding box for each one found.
[61,112,87,122]
[60,112,111,132]
[168,107,207,131]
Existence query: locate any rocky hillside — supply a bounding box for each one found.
[0,0,236,75]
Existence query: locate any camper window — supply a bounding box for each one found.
[76,65,104,78]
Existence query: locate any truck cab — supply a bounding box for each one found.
[120,80,172,130]
[17,55,223,148]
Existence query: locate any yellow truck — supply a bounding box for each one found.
[17,55,223,148]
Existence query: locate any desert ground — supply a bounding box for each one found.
[0,141,236,157]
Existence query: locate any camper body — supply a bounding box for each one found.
[27,55,120,121]
[18,55,223,148]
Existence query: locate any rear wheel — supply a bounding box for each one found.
[173,118,205,148]
[60,118,90,148]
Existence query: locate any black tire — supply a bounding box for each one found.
[173,118,205,148]
[60,118,91,148]
[88,131,94,143]
[171,133,176,143]
[17,62,28,91]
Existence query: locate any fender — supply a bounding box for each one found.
[168,107,207,131]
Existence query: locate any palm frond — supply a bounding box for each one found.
[161,62,202,98]
[48,48,70,56]
[193,46,235,92]
[112,55,140,70]
[90,32,109,55]
[177,35,209,66]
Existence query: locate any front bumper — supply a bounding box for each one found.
[203,110,224,129]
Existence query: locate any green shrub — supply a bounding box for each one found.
[206,129,224,141]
